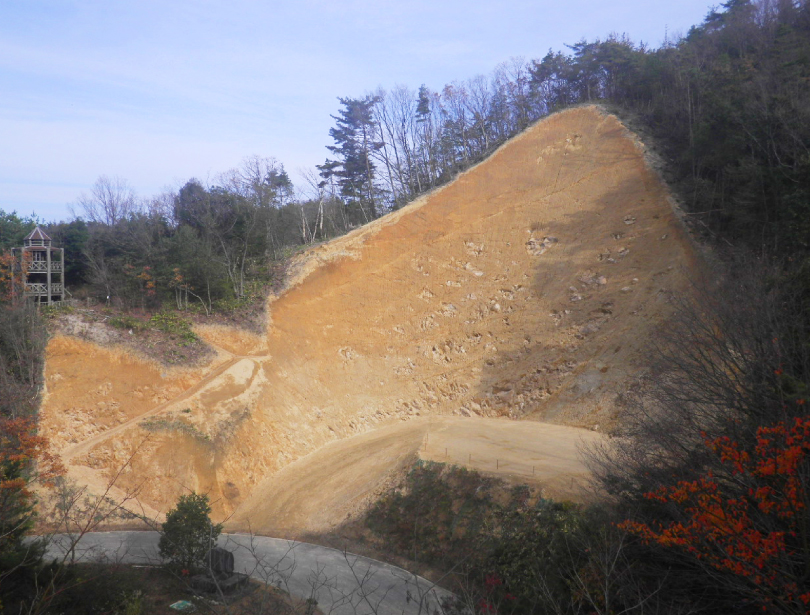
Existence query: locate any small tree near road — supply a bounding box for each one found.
[159,492,222,572]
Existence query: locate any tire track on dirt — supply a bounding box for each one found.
[228,417,603,536]
[61,355,251,463]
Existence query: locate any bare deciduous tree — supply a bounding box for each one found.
[586,259,799,502]
[73,175,139,226]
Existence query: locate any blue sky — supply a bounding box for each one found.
[0,0,716,222]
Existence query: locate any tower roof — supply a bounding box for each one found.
[24,226,51,242]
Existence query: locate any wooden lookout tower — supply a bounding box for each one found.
[11,227,64,304]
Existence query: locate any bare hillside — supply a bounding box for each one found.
[39,106,700,532]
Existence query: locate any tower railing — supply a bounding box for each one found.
[24,283,64,295]
[27,261,62,272]
[24,283,48,295]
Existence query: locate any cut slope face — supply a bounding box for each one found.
[40,106,699,530]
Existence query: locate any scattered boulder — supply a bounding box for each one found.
[526,235,558,256]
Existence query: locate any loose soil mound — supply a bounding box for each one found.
[39,106,700,532]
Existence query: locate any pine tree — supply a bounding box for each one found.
[320,96,383,221]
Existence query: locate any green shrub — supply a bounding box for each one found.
[40,303,75,318]
[148,312,196,345]
[139,418,209,442]
[108,315,146,331]
[366,461,503,565]
[158,492,222,572]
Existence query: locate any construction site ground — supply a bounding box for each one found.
[38,105,701,537]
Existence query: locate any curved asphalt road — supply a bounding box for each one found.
[44,532,451,615]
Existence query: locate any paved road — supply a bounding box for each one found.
[44,532,451,615]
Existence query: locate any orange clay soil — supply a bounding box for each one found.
[38,106,702,535]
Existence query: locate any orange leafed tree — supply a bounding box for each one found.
[0,416,64,578]
[0,250,30,303]
[621,413,810,613]
[0,416,64,518]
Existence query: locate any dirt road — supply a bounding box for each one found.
[228,417,602,535]
[60,355,247,462]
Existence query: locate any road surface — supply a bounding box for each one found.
[43,531,451,615]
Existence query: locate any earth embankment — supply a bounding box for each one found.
[39,105,700,533]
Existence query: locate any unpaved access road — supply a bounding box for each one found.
[44,531,450,615]
[228,417,603,536]
[59,355,250,463]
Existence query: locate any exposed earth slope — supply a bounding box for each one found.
[39,106,700,533]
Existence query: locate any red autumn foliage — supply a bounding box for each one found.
[0,250,30,304]
[0,416,64,548]
[620,414,810,611]
[0,416,64,493]
[123,263,156,298]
